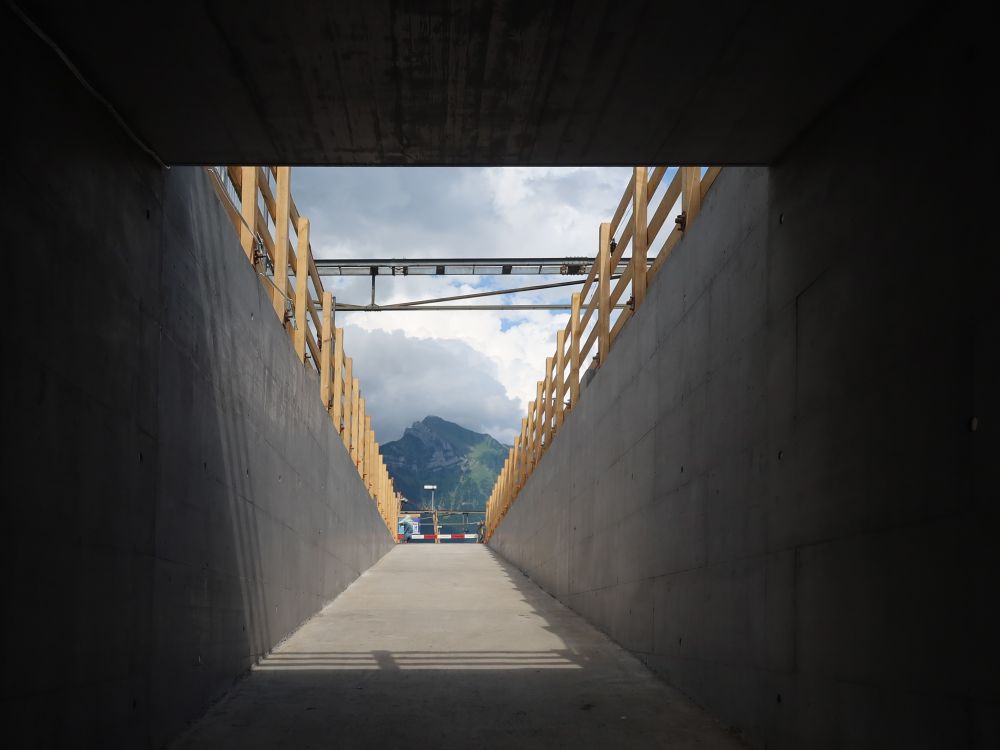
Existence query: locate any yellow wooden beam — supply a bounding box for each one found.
[569,292,581,407]
[333,326,344,432]
[239,166,258,263]
[632,166,648,307]
[272,166,292,325]
[320,292,333,408]
[294,216,310,362]
[681,166,702,228]
[597,222,611,365]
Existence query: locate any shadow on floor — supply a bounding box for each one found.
[169,546,745,750]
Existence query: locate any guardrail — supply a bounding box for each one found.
[484,166,722,540]
[207,166,400,539]
[397,511,485,543]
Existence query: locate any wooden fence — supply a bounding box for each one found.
[207,166,399,539]
[484,166,722,540]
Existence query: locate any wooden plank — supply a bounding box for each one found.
[578,260,599,308]
[349,376,360,462]
[371,435,377,496]
[364,417,373,489]
[495,462,505,522]
[610,306,633,343]
[254,210,275,259]
[505,450,514,509]
[514,412,525,494]
[612,222,633,267]
[598,222,611,364]
[370,439,377,497]
[543,357,553,448]
[305,329,320,368]
[516,417,526,491]
[294,216,311,362]
[649,225,683,279]
[681,166,702,227]
[569,292,581,406]
[257,167,276,221]
[356,398,365,471]
[307,292,321,334]
[555,331,566,430]
[498,458,508,531]
[272,167,292,324]
[205,169,242,234]
[505,446,515,513]
[632,167,648,308]
[609,179,634,238]
[497,457,508,521]
[308,256,325,315]
[379,465,385,514]
[647,168,683,247]
[366,426,374,492]
[701,166,722,199]
[525,400,537,475]
[354,402,368,472]
[379,464,385,518]
[580,292,597,333]
[239,166,259,262]
[517,417,529,490]
[289,195,302,232]
[609,265,633,308]
[533,381,544,465]
[320,292,333,409]
[507,430,517,505]
[343,357,353,448]
[581,321,598,365]
[259,169,297,285]
[648,165,666,197]
[227,165,243,191]
[333,325,344,431]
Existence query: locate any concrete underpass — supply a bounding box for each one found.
[3,1,997,749]
[173,545,743,749]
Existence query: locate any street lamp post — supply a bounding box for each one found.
[423,484,437,510]
[423,484,439,543]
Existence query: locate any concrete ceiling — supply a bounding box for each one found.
[18,1,923,166]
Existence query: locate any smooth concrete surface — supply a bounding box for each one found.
[491,11,998,750]
[8,1,924,165]
[2,20,393,748]
[171,545,745,749]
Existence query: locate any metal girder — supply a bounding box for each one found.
[314,256,639,277]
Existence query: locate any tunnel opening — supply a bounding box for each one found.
[3,1,996,748]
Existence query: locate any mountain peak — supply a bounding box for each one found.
[382,416,506,511]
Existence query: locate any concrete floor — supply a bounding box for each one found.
[171,545,744,749]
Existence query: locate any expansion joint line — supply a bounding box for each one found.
[7,0,169,170]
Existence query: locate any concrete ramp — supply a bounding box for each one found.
[171,546,744,749]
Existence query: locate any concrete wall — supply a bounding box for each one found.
[491,11,998,749]
[1,20,394,748]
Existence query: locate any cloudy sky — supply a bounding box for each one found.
[292,166,633,444]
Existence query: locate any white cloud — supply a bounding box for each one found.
[343,327,523,444]
[292,166,632,443]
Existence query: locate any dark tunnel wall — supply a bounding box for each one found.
[1,20,394,748]
[490,9,999,750]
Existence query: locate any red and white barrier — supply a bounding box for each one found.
[397,533,479,541]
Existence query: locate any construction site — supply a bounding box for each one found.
[2,1,996,748]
